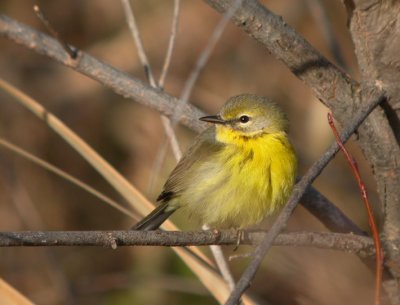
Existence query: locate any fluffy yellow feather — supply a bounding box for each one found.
[133,94,297,230]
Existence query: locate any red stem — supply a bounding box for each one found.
[328,113,383,305]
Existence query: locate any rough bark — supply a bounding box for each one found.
[344,0,400,300]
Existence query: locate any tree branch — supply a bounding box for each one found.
[0,230,374,254]
[301,185,366,235]
[0,13,205,133]
[204,0,356,114]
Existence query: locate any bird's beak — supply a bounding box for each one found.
[199,115,226,125]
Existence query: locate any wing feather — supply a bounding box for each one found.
[159,127,222,202]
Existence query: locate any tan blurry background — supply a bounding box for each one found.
[0,1,380,304]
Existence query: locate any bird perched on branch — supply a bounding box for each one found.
[133,94,297,230]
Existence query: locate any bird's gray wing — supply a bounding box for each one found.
[157,127,222,202]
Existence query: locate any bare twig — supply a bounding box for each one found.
[210,244,236,290]
[0,137,137,220]
[0,77,151,216]
[328,112,383,305]
[203,224,236,293]
[120,0,183,206]
[160,116,182,159]
[120,0,182,170]
[305,0,347,69]
[120,0,156,86]
[179,0,242,104]
[300,185,366,235]
[0,230,374,254]
[0,14,206,131]
[158,0,180,89]
[33,4,77,59]
[224,91,385,305]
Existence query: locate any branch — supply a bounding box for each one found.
[0,230,374,254]
[0,13,205,133]
[204,0,356,114]
[301,185,366,235]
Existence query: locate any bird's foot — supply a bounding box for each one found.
[233,229,244,251]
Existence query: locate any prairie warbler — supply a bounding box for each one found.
[133,94,297,230]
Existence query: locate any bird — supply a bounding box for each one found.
[132,94,297,231]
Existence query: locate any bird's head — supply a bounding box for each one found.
[200,94,289,138]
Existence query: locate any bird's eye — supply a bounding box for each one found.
[239,115,250,123]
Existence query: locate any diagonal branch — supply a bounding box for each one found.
[0,13,205,133]
[301,185,366,235]
[121,0,156,87]
[204,0,356,114]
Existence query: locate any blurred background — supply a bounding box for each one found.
[0,1,380,304]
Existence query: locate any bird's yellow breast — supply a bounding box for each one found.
[179,125,297,228]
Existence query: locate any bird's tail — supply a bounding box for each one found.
[131,201,176,230]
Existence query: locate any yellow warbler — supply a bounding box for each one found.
[133,94,297,230]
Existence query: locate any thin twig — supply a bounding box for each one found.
[305,0,347,69]
[210,244,236,290]
[158,0,183,162]
[203,224,236,292]
[160,116,182,160]
[301,184,366,235]
[328,112,383,305]
[224,91,385,305]
[120,0,156,87]
[33,5,77,59]
[179,0,242,105]
[120,0,182,168]
[0,230,374,254]
[158,0,180,89]
[0,138,137,220]
[0,13,206,131]
[147,0,182,193]
[0,77,151,216]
